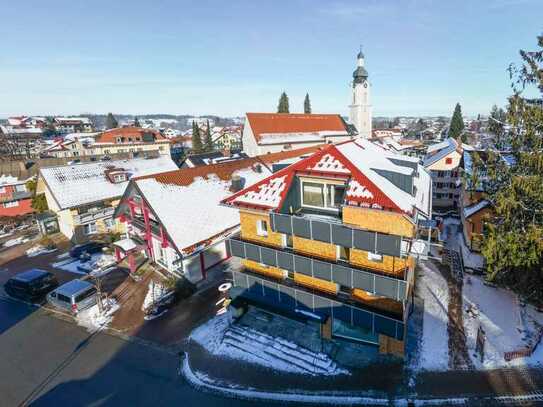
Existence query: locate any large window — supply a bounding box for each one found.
[84,222,97,235]
[301,181,345,211]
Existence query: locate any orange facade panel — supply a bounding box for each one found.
[352,288,403,316]
[293,272,338,295]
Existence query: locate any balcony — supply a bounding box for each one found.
[269,212,404,258]
[226,235,409,303]
[231,268,405,341]
[73,207,114,225]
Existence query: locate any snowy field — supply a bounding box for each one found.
[415,261,449,371]
[191,312,349,376]
[463,275,543,369]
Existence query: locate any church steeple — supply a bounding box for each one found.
[348,48,372,138]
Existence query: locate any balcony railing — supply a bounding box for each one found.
[269,212,405,258]
[231,269,405,341]
[226,235,409,302]
[74,207,114,225]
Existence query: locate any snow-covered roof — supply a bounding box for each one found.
[224,138,432,217]
[0,175,21,186]
[40,156,177,209]
[129,147,318,254]
[423,138,461,167]
[463,199,491,219]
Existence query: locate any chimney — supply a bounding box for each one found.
[230,174,243,192]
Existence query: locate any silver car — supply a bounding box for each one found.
[47,279,97,314]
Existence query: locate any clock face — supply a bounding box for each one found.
[363,82,368,88]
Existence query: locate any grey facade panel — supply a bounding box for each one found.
[245,243,261,262]
[374,315,398,339]
[353,230,376,252]
[313,296,332,316]
[295,291,313,310]
[313,260,332,281]
[260,247,277,267]
[331,224,353,248]
[353,308,374,331]
[376,233,401,257]
[374,276,398,299]
[294,255,312,276]
[233,271,248,289]
[277,252,294,271]
[398,282,407,300]
[279,285,296,305]
[292,216,311,239]
[230,239,245,258]
[273,213,292,235]
[311,220,331,243]
[332,264,352,287]
[352,270,374,292]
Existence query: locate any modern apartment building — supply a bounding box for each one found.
[222,139,432,356]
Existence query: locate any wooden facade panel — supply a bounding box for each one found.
[292,236,337,261]
[378,334,405,357]
[240,210,284,247]
[242,259,286,280]
[293,272,338,295]
[350,248,407,278]
[342,206,415,238]
[352,288,403,316]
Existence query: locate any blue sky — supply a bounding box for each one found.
[0,0,541,118]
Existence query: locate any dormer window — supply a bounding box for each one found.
[301,179,345,211]
[113,173,127,183]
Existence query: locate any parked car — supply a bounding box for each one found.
[46,279,97,314]
[4,269,58,303]
[69,241,106,259]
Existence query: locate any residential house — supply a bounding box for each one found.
[0,174,33,217]
[54,117,94,133]
[182,151,248,168]
[36,156,177,243]
[221,138,432,356]
[42,127,171,160]
[112,146,321,281]
[423,138,467,211]
[213,126,242,151]
[242,113,354,157]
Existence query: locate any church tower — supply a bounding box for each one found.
[349,50,372,138]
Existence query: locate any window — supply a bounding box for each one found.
[437,171,445,177]
[84,222,97,235]
[368,252,383,262]
[113,174,127,183]
[256,220,268,237]
[104,218,114,229]
[445,157,453,165]
[301,181,344,210]
[75,287,97,303]
[337,246,349,261]
[3,201,19,208]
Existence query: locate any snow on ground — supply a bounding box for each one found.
[2,236,30,248]
[25,244,57,257]
[415,261,450,371]
[191,312,349,376]
[52,253,105,275]
[141,280,170,311]
[463,275,543,369]
[456,232,485,270]
[76,298,120,332]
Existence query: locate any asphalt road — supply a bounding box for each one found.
[0,296,274,407]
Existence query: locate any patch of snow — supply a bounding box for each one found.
[191,312,349,376]
[52,253,108,274]
[415,261,449,371]
[463,275,543,369]
[346,180,374,199]
[456,232,484,270]
[25,245,57,257]
[76,298,119,332]
[141,280,170,311]
[307,154,350,174]
[2,236,30,248]
[232,175,287,208]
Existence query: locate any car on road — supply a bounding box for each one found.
[4,269,59,303]
[69,241,106,259]
[46,279,98,314]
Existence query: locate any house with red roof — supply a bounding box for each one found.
[242,113,354,157]
[112,146,320,280]
[221,138,432,356]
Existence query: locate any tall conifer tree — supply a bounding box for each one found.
[277,92,290,113]
[304,93,311,114]
[204,119,213,151]
[449,103,465,141]
[191,121,203,153]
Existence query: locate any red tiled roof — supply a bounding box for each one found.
[95,127,168,144]
[133,145,322,187]
[246,113,348,143]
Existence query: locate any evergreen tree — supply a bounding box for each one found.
[134,117,141,127]
[449,103,465,141]
[488,104,507,148]
[304,93,311,114]
[478,34,543,303]
[204,119,213,151]
[191,121,203,153]
[277,92,290,113]
[105,113,118,129]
